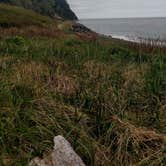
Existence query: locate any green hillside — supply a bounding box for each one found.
[0,4,53,27]
[0,0,78,20]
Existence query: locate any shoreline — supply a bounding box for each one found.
[77,22,166,46]
[110,34,166,46]
[78,17,166,46]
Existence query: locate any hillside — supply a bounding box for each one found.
[0,0,78,20]
[0,3,165,166]
[0,4,54,27]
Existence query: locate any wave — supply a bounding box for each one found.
[111,34,166,46]
[111,35,138,42]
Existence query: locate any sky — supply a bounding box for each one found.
[67,0,166,19]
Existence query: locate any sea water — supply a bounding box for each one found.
[79,17,166,42]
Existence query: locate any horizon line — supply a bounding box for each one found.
[78,16,166,20]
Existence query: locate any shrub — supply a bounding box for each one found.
[6,36,25,45]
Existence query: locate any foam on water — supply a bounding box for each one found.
[111,35,138,42]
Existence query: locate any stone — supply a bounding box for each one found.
[71,23,92,33]
[29,135,85,166]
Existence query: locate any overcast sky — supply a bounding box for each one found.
[67,0,166,19]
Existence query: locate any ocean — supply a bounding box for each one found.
[79,17,166,42]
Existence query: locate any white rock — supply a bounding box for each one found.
[29,135,85,166]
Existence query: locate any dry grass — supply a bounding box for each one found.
[0,55,13,68]
[9,61,49,86]
[52,75,78,96]
[83,60,110,80]
[107,116,166,166]
[0,26,64,38]
[123,63,146,90]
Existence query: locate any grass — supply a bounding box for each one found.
[0,7,165,165]
[0,4,53,27]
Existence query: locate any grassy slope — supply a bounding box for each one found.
[0,4,53,27]
[0,4,166,166]
[0,0,78,20]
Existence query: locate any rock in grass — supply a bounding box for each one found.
[29,135,85,166]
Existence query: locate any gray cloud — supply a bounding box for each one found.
[67,0,166,18]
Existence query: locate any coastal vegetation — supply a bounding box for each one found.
[0,3,165,166]
[0,0,77,20]
[0,3,53,27]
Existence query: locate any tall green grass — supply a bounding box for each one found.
[0,34,165,165]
